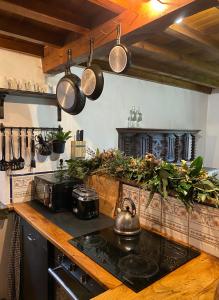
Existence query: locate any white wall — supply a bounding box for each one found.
[0,48,209,299]
[205,91,219,168]
[0,49,209,204]
[52,68,208,154]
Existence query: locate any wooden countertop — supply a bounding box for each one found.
[13,202,219,300]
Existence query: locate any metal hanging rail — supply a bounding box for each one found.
[0,123,62,132]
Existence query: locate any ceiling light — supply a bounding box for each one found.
[150,0,166,12]
[175,17,183,24]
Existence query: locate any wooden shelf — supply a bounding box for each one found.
[0,88,61,121]
[0,88,56,100]
[116,128,200,134]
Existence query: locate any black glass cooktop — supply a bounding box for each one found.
[69,227,200,292]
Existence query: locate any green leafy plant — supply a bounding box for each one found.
[66,149,219,209]
[47,130,72,142]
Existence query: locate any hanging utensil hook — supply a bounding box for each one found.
[116,23,121,44]
[65,49,73,75]
[88,38,94,67]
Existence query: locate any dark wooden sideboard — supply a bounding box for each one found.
[117,128,200,162]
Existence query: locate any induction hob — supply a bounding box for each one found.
[69,227,200,292]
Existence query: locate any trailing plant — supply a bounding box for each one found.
[66,149,219,209]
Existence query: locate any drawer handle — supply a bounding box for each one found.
[48,267,79,300]
[27,234,36,241]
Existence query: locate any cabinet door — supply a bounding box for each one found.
[119,134,138,157]
[21,219,48,300]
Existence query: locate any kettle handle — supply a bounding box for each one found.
[121,198,136,217]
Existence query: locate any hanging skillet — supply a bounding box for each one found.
[56,49,86,115]
[81,39,104,100]
[109,24,131,74]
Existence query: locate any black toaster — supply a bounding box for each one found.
[72,185,99,219]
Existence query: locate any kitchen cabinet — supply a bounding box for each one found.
[117,128,200,162]
[20,218,49,300]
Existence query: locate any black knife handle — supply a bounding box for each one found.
[31,131,35,154]
[26,129,28,147]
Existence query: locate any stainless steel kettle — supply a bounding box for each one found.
[114,198,141,236]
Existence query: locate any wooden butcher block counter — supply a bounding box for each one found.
[13,202,219,300]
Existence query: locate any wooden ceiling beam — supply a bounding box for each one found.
[88,0,124,14]
[132,41,219,77]
[43,0,218,73]
[89,59,212,94]
[89,0,153,13]
[0,0,89,35]
[166,23,219,57]
[131,54,219,88]
[0,14,64,47]
[0,34,44,57]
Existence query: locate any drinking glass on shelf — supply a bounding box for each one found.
[13,78,18,89]
[34,82,40,92]
[22,79,27,90]
[7,77,17,89]
[6,77,12,89]
[29,81,35,92]
[27,81,32,91]
[43,84,48,93]
[48,84,53,93]
[16,80,22,90]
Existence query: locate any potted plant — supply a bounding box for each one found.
[48,129,72,154]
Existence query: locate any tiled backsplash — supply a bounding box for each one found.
[9,171,53,203]
[122,184,219,258]
[9,174,219,258]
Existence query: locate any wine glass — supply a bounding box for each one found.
[130,106,137,127]
[137,111,142,127]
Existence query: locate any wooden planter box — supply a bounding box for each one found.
[86,175,121,218]
[122,184,219,258]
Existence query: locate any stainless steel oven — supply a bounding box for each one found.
[49,249,106,300]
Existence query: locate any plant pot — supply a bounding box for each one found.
[52,140,66,154]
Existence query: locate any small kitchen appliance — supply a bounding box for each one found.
[69,227,200,292]
[71,185,99,220]
[34,173,80,212]
[114,198,141,236]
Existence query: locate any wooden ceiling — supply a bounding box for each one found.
[0,0,219,94]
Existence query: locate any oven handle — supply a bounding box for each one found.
[48,266,79,300]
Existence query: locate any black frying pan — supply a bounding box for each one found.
[109,24,131,74]
[56,49,86,115]
[81,39,104,100]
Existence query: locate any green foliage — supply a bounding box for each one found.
[66,149,219,209]
[47,130,72,142]
[66,155,102,180]
[189,156,203,177]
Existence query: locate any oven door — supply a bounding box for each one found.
[48,266,93,300]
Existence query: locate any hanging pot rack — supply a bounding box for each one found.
[0,123,62,132]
